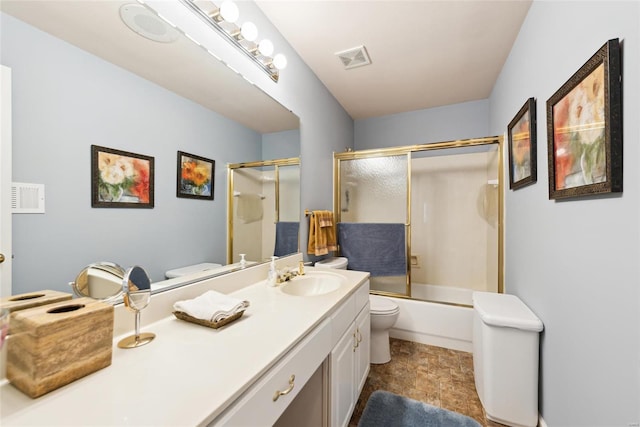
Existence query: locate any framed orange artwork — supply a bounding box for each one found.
[177,151,215,200]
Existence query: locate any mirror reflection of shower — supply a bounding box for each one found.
[228,158,300,264]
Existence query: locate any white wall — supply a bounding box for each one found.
[489,1,640,425]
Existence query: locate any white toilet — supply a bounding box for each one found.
[314,257,400,364]
[165,262,223,279]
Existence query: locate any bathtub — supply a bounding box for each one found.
[386,282,475,352]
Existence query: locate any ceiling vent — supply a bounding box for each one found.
[335,45,371,70]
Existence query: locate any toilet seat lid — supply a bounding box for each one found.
[315,257,348,269]
[370,295,399,314]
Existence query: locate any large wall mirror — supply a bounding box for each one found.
[0,1,300,297]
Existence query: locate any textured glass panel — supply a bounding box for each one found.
[278,165,300,222]
[340,155,407,223]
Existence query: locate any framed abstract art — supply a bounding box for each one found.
[546,38,622,200]
[507,97,537,190]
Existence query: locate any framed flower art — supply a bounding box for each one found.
[177,151,215,200]
[91,145,154,208]
[508,97,537,190]
[546,38,622,200]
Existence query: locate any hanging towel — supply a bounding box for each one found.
[274,222,300,256]
[307,210,337,256]
[337,222,406,277]
[236,193,263,223]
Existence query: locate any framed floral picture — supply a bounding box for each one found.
[91,145,154,208]
[546,38,622,200]
[508,97,537,190]
[177,151,215,200]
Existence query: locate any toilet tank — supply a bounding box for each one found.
[314,257,348,270]
[165,263,223,279]
[472,291,543,427]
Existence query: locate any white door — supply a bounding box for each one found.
[0,65,12,297]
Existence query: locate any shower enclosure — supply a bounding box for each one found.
[334,137,503,306]
[227,158,300,264]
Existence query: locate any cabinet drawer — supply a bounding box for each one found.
[211,319,332,426]
[354,280,370,314]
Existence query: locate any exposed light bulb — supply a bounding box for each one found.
[240,21,258,42]
[258,39,274,57]
[219,1,239,23]
[273,53,287,70]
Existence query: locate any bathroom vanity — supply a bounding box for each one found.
[0,255,370,426]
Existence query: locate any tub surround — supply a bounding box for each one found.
[389,297,473,352]
[0,254,370,426]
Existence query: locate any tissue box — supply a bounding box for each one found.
[6,297,114,398]
[0,290,72,314]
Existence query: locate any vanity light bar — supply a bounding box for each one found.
[178,0,284,82]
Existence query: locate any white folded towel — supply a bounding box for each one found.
[237,193,263,224]
[173,290,249,323]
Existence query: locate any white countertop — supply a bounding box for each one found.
[0,265,369,426]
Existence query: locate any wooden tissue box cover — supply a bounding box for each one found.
[0,290,72,313]
[7,297,114,398]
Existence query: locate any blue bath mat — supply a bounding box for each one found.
[358,390,481,427]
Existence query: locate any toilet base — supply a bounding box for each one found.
[370,330,391,364]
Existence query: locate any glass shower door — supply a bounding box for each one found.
[337,154,410,296]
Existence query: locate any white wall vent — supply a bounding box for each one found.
[335,45,372,70]
[11,182,45,214]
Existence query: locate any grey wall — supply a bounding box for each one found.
[262,129,300,160]
[354,99,489,150]
[2,13,263,290]
[489,1,640,425]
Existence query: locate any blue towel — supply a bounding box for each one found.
[337,223,406,277]
[358,390,482,427]
[274,222,300,256]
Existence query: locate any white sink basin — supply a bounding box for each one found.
[280,271,344,296]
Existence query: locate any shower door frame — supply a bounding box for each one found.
[227,157,300,264]
[334,136,504,301]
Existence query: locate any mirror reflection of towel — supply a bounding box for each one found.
[237,194,263,223]
[274,222,299,256]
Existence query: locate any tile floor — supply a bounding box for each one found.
[349,338,505,427]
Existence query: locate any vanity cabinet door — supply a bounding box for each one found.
[354,304,370,395]
[330,281,371,427]
[330,323,356,427]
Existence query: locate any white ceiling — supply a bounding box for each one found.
[1,0,532,127]
[256,0,532,120]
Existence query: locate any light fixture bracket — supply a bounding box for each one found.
[179,0,279,82]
